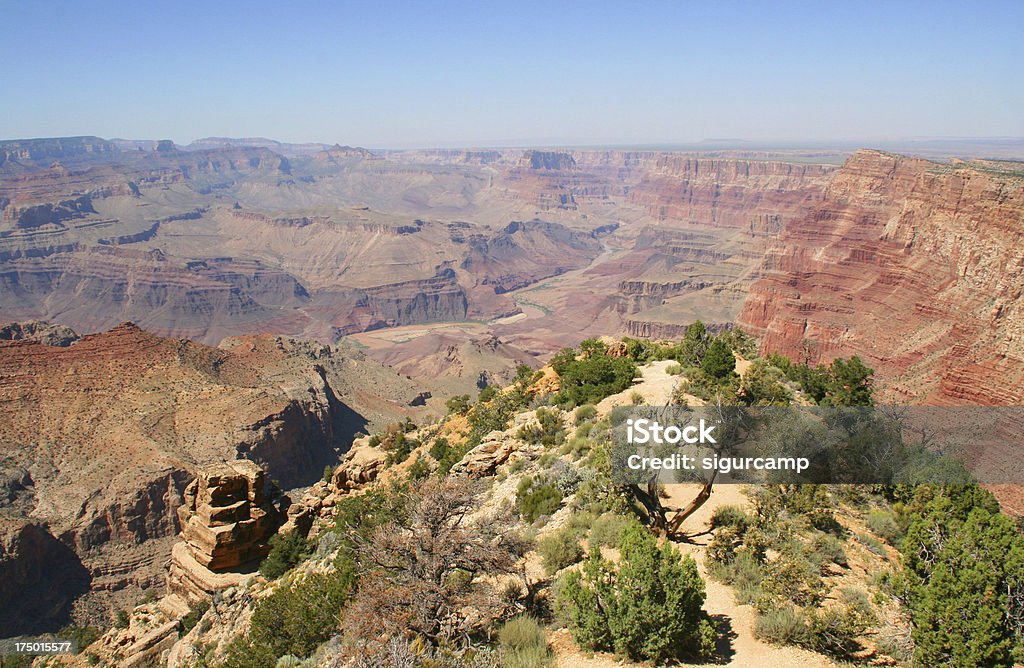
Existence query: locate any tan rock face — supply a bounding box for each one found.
[175,461,285,572]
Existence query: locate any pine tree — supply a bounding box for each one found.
[701,338,736,380]
[899,486,1024,667]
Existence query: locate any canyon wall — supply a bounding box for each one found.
[740,150,1024,404]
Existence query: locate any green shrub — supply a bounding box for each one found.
[677,366,740,404]
[222,564,356,667]
[429,437,450,461]
[739,359,792,406]
[666,363,683,375]
[407,454,430,480]
[446,394,471,414]
[574,404,597,425]
[516,477,563,522]
[58,625,102,653]
[701,338,736,379]
[384,432,418,464]
[114,609,129,629]
[811,533,848,570]
[498,616,552,668]
[552,345,637,406]
[898,486,1024,668]
[708,550,764,605]
[755,605,811,647]
[260,530,312,580]
[556,524,716,663]
[856,532,886,556]
[717,327,758,359]
[707,526,744,565]
[710,505,750,532]
[588,513,634,549]
[762,544,826,606]
[322,465,334,483]
[807,589,875,656]
[478,386,498,403]
[866,509,902,545]
[178,599,210,636]
[537,452,557,469]
[563,511,597,536]
[757,591,874,658]
[517,407,566,447]
[539,529,584,576]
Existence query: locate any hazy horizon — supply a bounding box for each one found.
[3,1,1023,147]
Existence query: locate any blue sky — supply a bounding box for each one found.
[2,1,1022,147]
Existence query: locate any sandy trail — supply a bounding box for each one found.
[554,361,834,667]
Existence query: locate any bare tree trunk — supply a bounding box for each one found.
[665,469,719,536]
[630,480,668,532]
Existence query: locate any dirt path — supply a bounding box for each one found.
[555,361,834,667]
[552,483,834,668]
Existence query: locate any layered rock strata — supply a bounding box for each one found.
[740,150,1024,405]
[168,461,286,603]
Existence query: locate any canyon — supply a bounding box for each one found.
[4,136,1024,413]
[3,135,1024,637]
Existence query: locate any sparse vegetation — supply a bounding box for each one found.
[587,513,635,548]
[222,565,356,667]
[178,599,210,636]
[516,476,563,522]
[538,528,583,575]
[498,616,553,668]
[517,407,566,446]
[260,530,313,580]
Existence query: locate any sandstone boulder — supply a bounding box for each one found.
[449,430,539,477]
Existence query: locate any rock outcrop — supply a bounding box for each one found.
[176,461,286,570]
[0,320,79,346]
[168,461,286,603]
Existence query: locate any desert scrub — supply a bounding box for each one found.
[178,599,210,636]
[666,362,683,375]
[866,509,902,545]
[755,605,811,647]
[222,565,356,668]
[761,542,827,606]
[856,532,886,556]
[707,550,764,605]
[516,476,563,522]
[556,524,716,663]
[709,504,750,532]
[810,533,849,570]
[498,616,553,668]
[755,589,874,658]
[259,529,313,579]
[539,528,584,576]
[517,407,566,447]
[588,513,635,548]
[574,404,597,425]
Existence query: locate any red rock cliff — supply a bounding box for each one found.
[740,150,1024,404]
